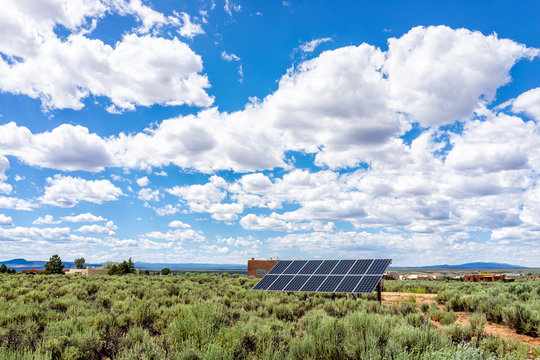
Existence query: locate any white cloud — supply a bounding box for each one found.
[0,226,71,242]
[224,0,241,16]
[138,188,160,201]
[153,204,178,216]
[0,196,35,211]
[218,235,262,248]
[0,214,13,225]
[300,37,332,53]
[62,212,107,223]
[221,51,240,61]
[168,220,191,228]
[177,12,205,39]
[0,156,12,194]
[154,170,167,176]
[77,220,117,235]
[136,176,149,186]
[144,228,205,242]
[32,214,59,225]
[512,87,540,121]
[0,1,213,111]
[384,26,538,127]
[41,175,123,207]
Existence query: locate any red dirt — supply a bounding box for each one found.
[382,292,539,348]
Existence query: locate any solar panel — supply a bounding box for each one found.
[282,260,308,274]
[298,260,323,274]
[252,259,392,295]
[366,259,392,275]
[267,260,292,274]
[354,275,381,293]
[314,260,339,274]
[331,259,356,274]
[300,275,326,292]
[318,275,344,292]
[268,275,294,291]
[283,275,310,291]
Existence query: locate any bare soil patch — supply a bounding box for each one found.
[382,292,539,347]
[382,292,438,306]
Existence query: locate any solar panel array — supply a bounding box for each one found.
[253,259,391,294]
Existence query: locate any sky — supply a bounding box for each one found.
[1,1,540,266]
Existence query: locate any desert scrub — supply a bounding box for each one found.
[0,274,538,359]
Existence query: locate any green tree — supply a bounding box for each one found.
[108,258,135,275]
[0,264,6,273]
[74,257,86,269]
[44,254,65,274]
[160,268,171,275]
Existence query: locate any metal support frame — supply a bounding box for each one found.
[377,280,382,304]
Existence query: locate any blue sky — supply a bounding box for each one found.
[1,0,540,266]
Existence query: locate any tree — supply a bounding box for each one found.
[74,257,86,269]
[160,268,171,275]
[0,264,7,273]
[108,258,135,275]
[44,254,65,274]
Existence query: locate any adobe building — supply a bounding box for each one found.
[464,273,505,282]
[247,258,279,278]
[65,266,110,276]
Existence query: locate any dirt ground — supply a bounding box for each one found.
[382,292,540,347]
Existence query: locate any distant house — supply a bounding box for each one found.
[247,258,279,278]
[65,266,110,276]
[464,273,505,282]
[21,268,69,274]
[383,271,399,280]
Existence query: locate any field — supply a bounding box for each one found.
[0,274,538,359]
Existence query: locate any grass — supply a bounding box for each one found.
[0,273,537,359]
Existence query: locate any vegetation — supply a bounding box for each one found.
[161,268,171,275]
[0,274,537,359]
[108,258,135,275]
[74,258,86,269]
[44,255,65,275]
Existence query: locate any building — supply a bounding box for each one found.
[65,266,110,276]
[21,268,69,274]
[383,271,399,280]
[464,273,505,282]
[247,258,279,278]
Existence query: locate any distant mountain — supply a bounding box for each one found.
[419,262,525,269]
[0,259,246,272]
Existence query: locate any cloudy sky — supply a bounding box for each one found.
[1,0,539,266]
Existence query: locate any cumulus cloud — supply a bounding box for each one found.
[33,215,59,225]
[136,176,149,187]
[138,188,160,201]
[512,87,540,121]
[62,212,107,223]
[300,37,332,52]
[144,228,205,242]
[0,0,213,111]
[0,156,12,194]
[177,12,205,39]
[76,220,117,235]
[221,51,240,61]
[0,214,13,225]
[0,196,35,211]
[3,26,535,173]
[41,175,123,207]
[168,220,191,228]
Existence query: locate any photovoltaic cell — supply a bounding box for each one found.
[318,275,344,292]
[252,275,278,290]
[283,260,308,274]
[252,259,391,294]
[314,260,339,274]
[335,275,364,293]
[299,260,323,274]
[331,260,356,274]
[354,275,381,293]
[283,275,310,291]
[348,259,373,274]
[300,275,327,292]
[366,259,392,275]
[268,275,294,291]
[267,260,293,275]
